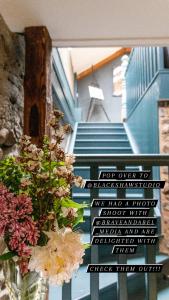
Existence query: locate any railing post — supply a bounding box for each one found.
[134,49,137,102]
[157,47,164,70]
[140,48,144,96]
[90,164,99,300]
[144,166,157,300]
[143,48,148,90]
[149,47,153,81]
[138,48,141,99]
[62,282,71,300]
[146,47,151,86]
[117,165,128,300]
[152,47,156,76]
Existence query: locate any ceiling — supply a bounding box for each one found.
[1,0,169,46]
[64,48,121,74]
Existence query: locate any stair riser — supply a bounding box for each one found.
[74,148,132,154]
[77,128,126,133]
[75,141,130,147]
[76,134,128,140]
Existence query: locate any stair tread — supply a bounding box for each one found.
[73,255,167,300]
[75,139,129,142]
[77,123,124,128]
[74,147,131,149]
[77,127,125,130]
[77,133,127,135]
[49,255,168,300]
[77,128,125,131]
[158,287,169,300]
[78,127,124,129]
[78,122,123,124]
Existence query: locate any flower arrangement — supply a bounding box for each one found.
[0,110,87,285]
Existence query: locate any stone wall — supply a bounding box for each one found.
[0,14,25,299]
[0,14,25,158]
[159,100,169,254]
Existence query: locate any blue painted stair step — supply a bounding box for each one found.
[49,122,165,300]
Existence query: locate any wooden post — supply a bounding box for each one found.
[24,26,52,145]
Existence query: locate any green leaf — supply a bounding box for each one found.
[83,243,91,249]
[38,232,49,246]
[53,198,61,212]
[57,161,65,166]
[73,216,84,227]
[50,161,63,168]
[0,251,16,261]
[61,198,88,209]
[73,208,84,227]
[58,178,67,186]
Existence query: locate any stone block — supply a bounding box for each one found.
[0,14,24,154]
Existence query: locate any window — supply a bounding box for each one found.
[113,65,122,96]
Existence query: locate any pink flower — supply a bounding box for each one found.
[0,185,39,259]
[17,242,32,257]
[18,258,29,275]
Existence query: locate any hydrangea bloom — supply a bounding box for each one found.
[28,228,85,285]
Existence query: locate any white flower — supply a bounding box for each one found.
[61,207,78,218]
[20,178,32,188]
[28,229,85,285]
[65,154,75,166]
[27,144,38,152]
[74,176,85,188]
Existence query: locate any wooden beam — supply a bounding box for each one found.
[77,48,131,80]
[24,26,52,145]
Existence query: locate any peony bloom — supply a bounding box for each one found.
[28,228,85,285]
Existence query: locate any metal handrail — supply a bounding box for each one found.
[71,153,169,300]
[75,154,169,165]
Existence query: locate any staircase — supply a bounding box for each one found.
[49,122,169,300]
[74,122,132,155]
[73,122,142,236]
